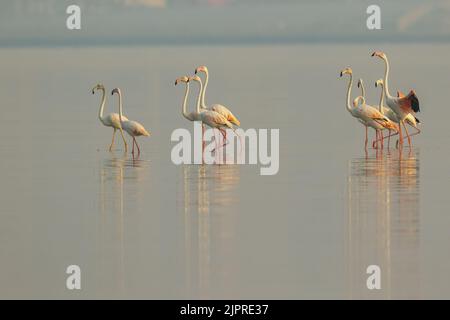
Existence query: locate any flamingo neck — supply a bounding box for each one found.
[117,91,124,123]
[181,82,193,121]
[378,85,385,113]
[196,79,203,114]
[359,80,365,98]
[346,74,353,113]
[98,88,106,122]
[382,57,392,99]
[201,70,208,109]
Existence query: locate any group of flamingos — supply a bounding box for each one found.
[175,65,240,153]
[92,66,240,157]
[92,84,150,156]
[340,51,421,150]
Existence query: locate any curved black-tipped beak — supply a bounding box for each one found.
[194,70,198,74]
[371,52,376,57]
[375,82,378,87]
[340,72,343,77]
[175,80,178,86]
[111,90,114,95]
[91,90,95,94]
[357,83,360,88]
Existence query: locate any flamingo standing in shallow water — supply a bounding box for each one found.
[92,83,128,152]
[194,66,240,126]
[372,79,421,148]
[111,88,150,156]
[189,75,237,150]
[371,51,420,148]
[195,65,240,145]
[340,68,398,149]
[357,78,388,148]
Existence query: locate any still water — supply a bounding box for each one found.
[0,44,450,299]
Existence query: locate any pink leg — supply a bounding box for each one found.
[397,122,403,149]
[388,130,391,149]
[365,126,368,150]
[135,137,141,156]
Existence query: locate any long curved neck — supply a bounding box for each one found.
[98,88,106,121]
[346,74,353,112]
[181,83,192,121]
[359,80,365,97]
[196,80,203,114]
[382,57,392,98]
[117,92,124,122]
[200,70,208,108]
[378,85,385,112]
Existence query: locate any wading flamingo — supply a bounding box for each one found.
[371,51,420,148]
[357,78,385,148]
[175,75,208,152]
[92,83,128,152]
[195,65,241,136]
[111,88,150,156]
[189,75,237,150]
[372,79,421,148]
[340,68,397,149]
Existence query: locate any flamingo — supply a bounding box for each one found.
[372,79,421,148]
[189,75,237,150]
[194,65,240,145]
[111,88,150,156]
[340,68,398,149]
[371,51,420,148]
[92,83,128,152]
[357,78,386,148]
[175,75,208,153]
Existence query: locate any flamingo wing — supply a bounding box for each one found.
[106,113,129,129]
[202,110,233,129]
[211,104,240,126]
[398,90,420,113]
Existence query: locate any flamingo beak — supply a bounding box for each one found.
[175,80,178,86]
[195,69,198,74]
[91,89,95,94]
[340,72,343,77]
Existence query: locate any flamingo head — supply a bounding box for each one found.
[195,65,208,75]
[340,67,352,77]
[353,96,365,108]
[91,83,104,94]
[111,88,121,96]
[189,75,202,84]
[357,78,363,88]
[375,79,384,88]
[371,51,386,59]
[175,76,189,86]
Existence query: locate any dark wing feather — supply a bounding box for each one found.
[410,92,420,112]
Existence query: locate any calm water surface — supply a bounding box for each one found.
[0,44,450,298]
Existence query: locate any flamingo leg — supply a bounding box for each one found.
[397,121,403,149]
[381,129,384,149]
[202,123,205,163]
[374,130,398,146]
[119,127,128,152]
[109,128,117,151]
[132,137,135,155]
[365,126,368,150]
[403,121,412,148]
[398,126,421,142]
[134,137,141,156]
[387,129,391,149]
